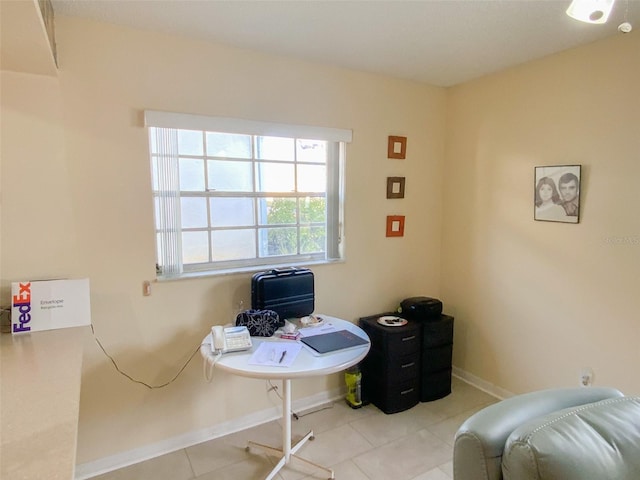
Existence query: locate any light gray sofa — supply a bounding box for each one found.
[453,386,640,480]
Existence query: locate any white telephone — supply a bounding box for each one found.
[211,325,252,354]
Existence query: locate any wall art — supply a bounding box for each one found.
[387,136,407,159]
[386,177,406,199]
[534,165,581,223]
[386,215,405,237]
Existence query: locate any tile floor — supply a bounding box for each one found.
[91,378,498,480]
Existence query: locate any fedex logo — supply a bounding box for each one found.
[12,282,32,333]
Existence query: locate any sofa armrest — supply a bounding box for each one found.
[453,387,623,480]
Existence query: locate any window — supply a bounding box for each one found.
[145,111,351,278]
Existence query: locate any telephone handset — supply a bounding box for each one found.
[211,325,252,354]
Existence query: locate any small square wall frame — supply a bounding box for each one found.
[388,136,407,159]
[386,177,405,199]
[386,215,405,237]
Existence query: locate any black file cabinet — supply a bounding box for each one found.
[358,314,421,414]
[420,314,454,402]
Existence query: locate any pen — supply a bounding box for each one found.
[279,351,287,364]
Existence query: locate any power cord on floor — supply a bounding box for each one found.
[91,324,201,390]
[294,403,335,419]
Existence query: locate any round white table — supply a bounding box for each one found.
[200,316,370,480]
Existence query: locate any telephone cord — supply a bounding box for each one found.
[91,324,201,389]
[202,342,222,383]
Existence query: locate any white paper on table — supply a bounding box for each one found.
[297,323,338,338]
[248,342,302,367]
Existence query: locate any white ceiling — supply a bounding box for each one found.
[51,0,639,87]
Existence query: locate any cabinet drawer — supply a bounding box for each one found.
[359,315,421,356]
[384,330,421,355]
[363,351,420,384]
[422,344,453,373]
[420,369,452,402]
[422,315,454,347]
[392,354,420,382]
[373,379,420,414]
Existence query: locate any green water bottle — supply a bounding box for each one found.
[345,365,362,409]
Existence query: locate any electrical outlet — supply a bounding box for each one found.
[579,367,594,386]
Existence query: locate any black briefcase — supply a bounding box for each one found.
[251,268,314,323]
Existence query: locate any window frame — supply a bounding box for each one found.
[145,111,350,279]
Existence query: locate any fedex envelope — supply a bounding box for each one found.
[11,278,91,334]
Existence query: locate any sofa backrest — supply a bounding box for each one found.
[502,396,640,479]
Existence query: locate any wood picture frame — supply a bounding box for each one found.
[386,177,406,199]
[387,136,407,159]
[386,215,405,237]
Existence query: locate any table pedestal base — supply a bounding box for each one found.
[247,430,334,480]
[246,379,335,480]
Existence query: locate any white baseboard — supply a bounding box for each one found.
[75,386,345,479]
[77,369,512,479]
[452,365,514,400]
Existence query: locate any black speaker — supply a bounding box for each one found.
[399,296,442,321]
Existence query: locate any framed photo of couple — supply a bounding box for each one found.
[534,165,581,223]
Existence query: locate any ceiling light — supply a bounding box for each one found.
[566,0,616,24]
[618,21,633,32]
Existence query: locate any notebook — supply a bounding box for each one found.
[300,329,369,354]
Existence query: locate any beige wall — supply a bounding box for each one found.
[1,17,446,464]
[3,13,638,470]
[442,33,640,396]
